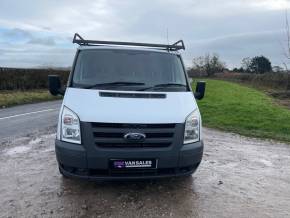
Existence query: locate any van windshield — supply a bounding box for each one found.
[72,49,188,91]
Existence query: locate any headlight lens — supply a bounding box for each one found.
[184,110,200,144]
[61,106,81,144]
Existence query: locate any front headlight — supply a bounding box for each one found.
[184,110,200,144]
[61,106,81,144]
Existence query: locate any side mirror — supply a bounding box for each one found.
[194,81,206,100]
[188,78,193,84]
[48,75,65,96]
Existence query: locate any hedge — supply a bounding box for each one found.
[0,67,70,90]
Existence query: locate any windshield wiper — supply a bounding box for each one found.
[83,81,145,89]
[138,83,187,91]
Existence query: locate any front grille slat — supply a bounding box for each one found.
[91,123,175,129]
[93,132,174,138]
[91,127,175,134]
[97,143,171,148]
[94,137,173,144]
[91,122,176,148]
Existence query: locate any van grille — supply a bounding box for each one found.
[91,122,176,148]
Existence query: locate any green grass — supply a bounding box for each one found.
[0,90,60,108]
[194,79,290,142]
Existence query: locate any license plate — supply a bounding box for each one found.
[110,159,157,169]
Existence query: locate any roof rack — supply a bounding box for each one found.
[72,33,185,51]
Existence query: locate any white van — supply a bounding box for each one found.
[48,33,206,180]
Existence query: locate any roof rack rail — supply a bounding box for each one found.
[72,33,185,51]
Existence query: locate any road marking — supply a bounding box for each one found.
[0,108,57,120]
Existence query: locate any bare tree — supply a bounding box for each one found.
[241,57,251,72]
[192,54,226,77]
[192,56,206,77]
[286,10,290,59]
[283,10,290,89]
[272,66,284,73]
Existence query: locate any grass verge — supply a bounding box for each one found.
[0,90,60,108]
[194,79,290,142]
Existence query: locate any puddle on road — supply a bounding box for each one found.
[2,133,56,156]
[258,159,273,167]
[5,145,31,156]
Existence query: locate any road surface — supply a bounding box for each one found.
[0,101,290,217]
[0,101,61,142]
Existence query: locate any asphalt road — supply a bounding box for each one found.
[0,100,62,142]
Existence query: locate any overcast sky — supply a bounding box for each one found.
[0,0,289,69]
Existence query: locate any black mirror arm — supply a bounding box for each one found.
[194,92,202,100]
[58,88,66,96]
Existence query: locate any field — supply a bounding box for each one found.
[0,90,60,108]
[194,79,290,142]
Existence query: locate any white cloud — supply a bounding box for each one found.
[0,0,289,68]
[250,0,290,10]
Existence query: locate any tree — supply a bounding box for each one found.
[272,66,284,73]
[192,56,205,75]
[248,56,272,74]
[284,10,290,90]
[192,54,225,77]
[232,68,239,72]
[241,57,251,72]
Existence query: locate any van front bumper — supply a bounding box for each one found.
[55,139,203,181]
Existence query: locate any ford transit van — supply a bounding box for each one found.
[48,33,206,180]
